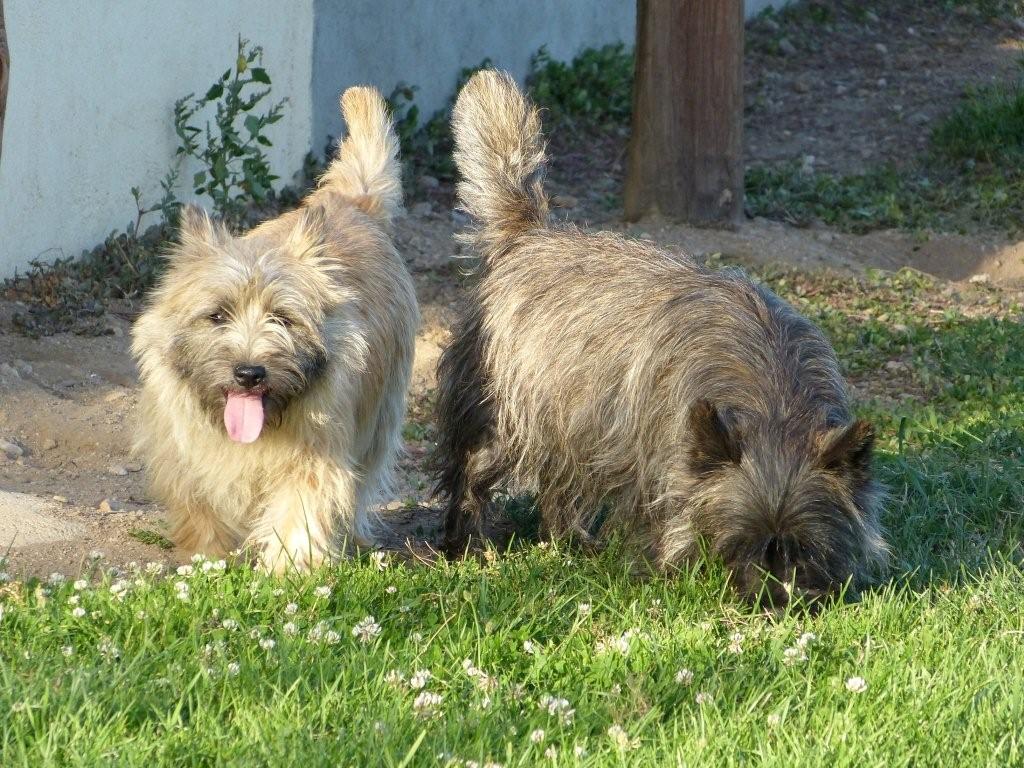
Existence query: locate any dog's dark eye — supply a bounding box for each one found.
[208,311,227,325]
[269,313,293,328]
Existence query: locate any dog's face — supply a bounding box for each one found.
[685,400,886,609]
[148,206,340,442]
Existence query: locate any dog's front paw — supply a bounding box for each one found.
[257,536,331,574]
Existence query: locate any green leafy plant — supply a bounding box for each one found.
[526,43,634,131]
[173,36,287,221]
[385,60,494,184]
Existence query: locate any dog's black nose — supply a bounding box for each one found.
[233,364,267,389]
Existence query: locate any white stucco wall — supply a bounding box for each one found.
[311,0,635,152]
[0,0,789,278]
[0,1,313,277]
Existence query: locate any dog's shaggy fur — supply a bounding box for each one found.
[432,70,886,605]
[132,87,418,572]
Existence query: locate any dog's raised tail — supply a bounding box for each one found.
[320,86,402,228]
[452,70,548,248]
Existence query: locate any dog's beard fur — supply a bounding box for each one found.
[132,87,418,572]
[431,70,887,608]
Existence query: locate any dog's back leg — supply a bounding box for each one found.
[430,307,498,555]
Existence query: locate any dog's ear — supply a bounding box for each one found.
[174,205,230,257]
[687,399,742,474]
[286,205,327,257]
[177,205,220,244]
[816,419,874,475]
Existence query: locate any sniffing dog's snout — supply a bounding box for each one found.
[233,364,267,389]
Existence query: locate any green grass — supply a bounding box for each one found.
[747,70,1024,235]
[2,269,1023,766]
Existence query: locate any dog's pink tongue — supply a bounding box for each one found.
[224,392,265,444]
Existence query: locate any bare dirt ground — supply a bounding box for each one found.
[3,4,1023,578]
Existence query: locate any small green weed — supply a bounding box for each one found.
[526,44,634,131]
[128,529,175,550]
[173,36,287,222]
[931,77,1024,164]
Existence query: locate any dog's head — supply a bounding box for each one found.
[139,205,344,442]
[684,400,887,610]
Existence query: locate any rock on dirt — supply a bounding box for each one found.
[2,439,24,460]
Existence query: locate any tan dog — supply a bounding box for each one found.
[132,87,418,571]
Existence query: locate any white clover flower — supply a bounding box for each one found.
[845,676,868,693]
[530,729,546,743]
[727,631,744,654]
[136,610,147,620]
[249,628,263,640]
[544,746,557,759]
[574,745,587,758]
[174,581,190,602]
[98,638,120,659]
[68,595,80,606]
[695,691,713,705]
[409,670,432,690]
[145,562,164,576]
[411,632,423,643]
[284,602,299,615]
[675,668,694,685]
[227,661,241,676]
[221,619,239,631]
[307,622,327,643]
[325,630,341,645]
[369,551,388,571]
[783,646,808,666]
[797,632,817,650]
[400,604,412,614]
[607,724,637,750]
[479,695,492,710]
[412,691,443,716]
[259,638,276,651]
[523,640,538,654]
[272,588,285,597]
[48,572,66,586]
[314,585,332,599]
[352,616,382,643]
[176,565,194,577]
[385,585,397,595]
[539,695,575,724]
[73,579,88,591]
[109,579,130,598]
[283,622,298,637]
[62,645,74,657]
[71,607,86,618]
[595,629,638,656]
[191,553,206,563]
[577,602,592,616]
[767,713,782,727]
[88,550,105,561]
[384,669,406,687]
